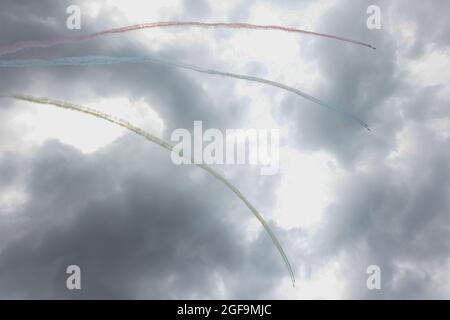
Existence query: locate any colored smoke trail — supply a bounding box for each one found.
[0,56,370,130]
[0,93,296,287]
[0,21,376,57]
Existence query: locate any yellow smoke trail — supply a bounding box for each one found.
[1,93,295,286]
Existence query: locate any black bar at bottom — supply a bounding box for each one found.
[0,300,444,318]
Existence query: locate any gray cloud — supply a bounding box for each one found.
[279,0,450,299]
[0,0,449,299]
[0,137,290,299]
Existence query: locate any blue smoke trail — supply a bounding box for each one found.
[0,56,370,131]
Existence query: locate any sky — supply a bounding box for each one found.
[0,0,449,299]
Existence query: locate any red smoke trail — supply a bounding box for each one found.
[0,21,376,57]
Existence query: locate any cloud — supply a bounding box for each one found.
[0,137,292,299]
[0,0,449,299]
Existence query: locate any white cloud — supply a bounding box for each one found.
[275,148,340,229]
[11,97,164,153]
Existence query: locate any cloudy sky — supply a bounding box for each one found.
[0,0,449,299]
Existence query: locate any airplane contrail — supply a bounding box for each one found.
[0,21,376,57]
[0,93,296,287]
[0,56,370,131]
